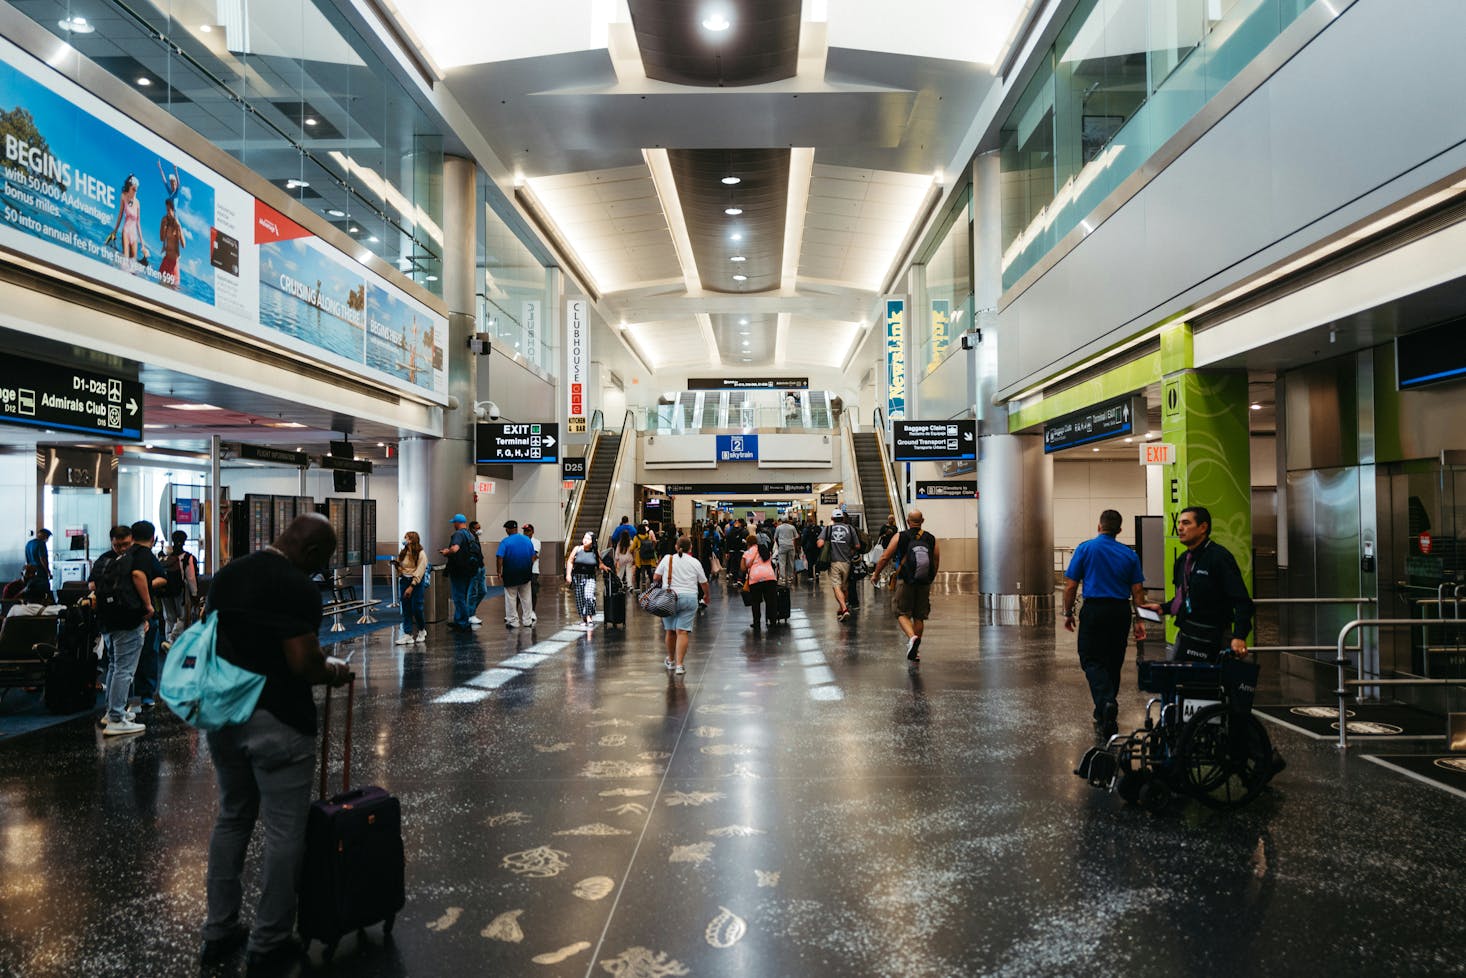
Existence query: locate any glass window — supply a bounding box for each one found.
[478,188,552,376]
[918,186,973,377]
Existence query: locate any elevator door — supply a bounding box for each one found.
[1383,453,1466,678]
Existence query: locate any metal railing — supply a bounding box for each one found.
[595,410,638,545]
[1335,617,1466,749]
[866,408,906,525]
[1249,597,1376,654]
[563,409,606,543]
[1413,585,1466,677]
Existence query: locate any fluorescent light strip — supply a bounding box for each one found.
[774,312,790,367]
[643,148,703,294]
[781,148,815,294]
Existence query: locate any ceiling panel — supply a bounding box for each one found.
[668,148,789,294]
[628,0,802,88]
[711,313,776,365]
[528,164,682,292]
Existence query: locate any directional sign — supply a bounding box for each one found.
[322,455,373,474]
[237,443,310,467]
[664,483,813,495]
[0,355,143,440]
[476,422,560,464]
[715,434,758,462]
[916,480,976,499]
[1044,396,1142,453]
[562,456,587,480]
[819,491,840,505]
[891,420,976,462]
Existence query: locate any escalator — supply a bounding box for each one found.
[571,432,621,544]
[852,431,896,531]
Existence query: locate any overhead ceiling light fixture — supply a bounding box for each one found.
[199,24,212,33]
[136,77,152,87]
[725,207,743,216]
[702,13,731,32]
[1250,403,1263,411]
[730,232,742,241]
[349,226,361,234]
[721,176,741,186]
[730,255,746,262]
[425,274,439,282]
[286,179,309,190]
[739,318,749,325]
[304,117,318,127]
[165,403,223,411]
[58,15,94,33]
[732,273,747,282]
[326,208,346,217]
[268,421,308,428]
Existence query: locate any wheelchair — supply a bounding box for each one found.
[1076,653,1284,811]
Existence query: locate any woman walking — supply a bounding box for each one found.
[653,536,709,676]
[161,530,199,643]
[567,531,609,631]
[614,533,636,594]
[634,522,658,587]
[393,530,428,644]
[741,532,778,633]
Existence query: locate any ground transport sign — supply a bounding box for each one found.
[1043,396,1141,453]
[891,420,976,462]
[0,354,142,439]
[476,422,560,463]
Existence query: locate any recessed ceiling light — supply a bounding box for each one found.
[739,318,749,325]
[349,226,361,234]
[58,15,94,33]
[1146,431,1158,439]
[268,421,308,428]
[702,13,731,31]
[732,274,747,281]
[326,208,346,217]
[1092,447,1100,452]
[725,207,743,216]
[730,255,746,262]
[144,423,166,430]
[368,235,379,243]
[136,77,152,87]
[165,403,223,411]
[425,275,439,282]
[730,233,742,241]
[304,117,318,127]
[296,447,303,452]
[721,176,741,186]
[377,442,385,447]
[1250,402,1263,411]
[199,24,212,33]
[741,357,752,362]
[286,179,309,190]
[1123,437,1133,443]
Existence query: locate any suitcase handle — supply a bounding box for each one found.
[318,677,355,801]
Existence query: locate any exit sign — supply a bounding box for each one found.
[1141,442,1176,465]
[474,480,495,494]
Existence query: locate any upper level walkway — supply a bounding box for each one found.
[1,579,1462,977]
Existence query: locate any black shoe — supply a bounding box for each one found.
[906,636,921,661]
[1101,701,1119,739]
[199,923,248,966]
[245,939,303,976]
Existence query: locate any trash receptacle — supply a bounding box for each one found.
[426,563,450,623]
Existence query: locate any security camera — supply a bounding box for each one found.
[959,329,982,351]
[468,332,492,355]
[474,400,502,422]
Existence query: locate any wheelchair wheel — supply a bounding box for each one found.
[1175,704,1275,808]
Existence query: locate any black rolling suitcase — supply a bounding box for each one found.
[766,584,791,625]
[45,605,95,714]
[605,575,628,628]
[298,679,405,963]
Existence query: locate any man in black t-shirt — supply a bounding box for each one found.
[127,521,169,710]
[200,514,351,972]
[88,525,153,736]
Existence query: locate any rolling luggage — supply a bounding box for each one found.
[605,575,628,628]
[45,606,93,714]
[298,679,405,963]
[765,584,791,626]
[846,574,862,611]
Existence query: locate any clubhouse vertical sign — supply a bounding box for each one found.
[885,297,906,423]
[566,299,588,433]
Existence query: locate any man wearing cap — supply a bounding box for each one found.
[439,514,481,631]
[817,509,859,621]
[496,520,536,629]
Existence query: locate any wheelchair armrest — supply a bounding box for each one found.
[30,642,57,661]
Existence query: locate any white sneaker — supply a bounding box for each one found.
[414,632,427,644]
[674,665,685,675]
[664,658,674,670]
[506,621,519,629]
[103,719,145,737]
[394,632,415,645]
[469,616,483,625]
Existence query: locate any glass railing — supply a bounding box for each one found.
[1000,0,1322,290]
[637,399,840,434]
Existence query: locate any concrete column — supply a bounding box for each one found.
[973,151,1054,622]
[400,155,478,556]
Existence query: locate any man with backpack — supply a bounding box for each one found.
[438,513,482,631]
[127,521,170,710]
[873,510,940,662]
[162,530,199,644]
[467,520,488,626]
[87,525,153,736]
[817,510,860,621]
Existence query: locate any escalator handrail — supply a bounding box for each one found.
[863,409,906,526]
[563,410,608,542]
[595,410,638,545]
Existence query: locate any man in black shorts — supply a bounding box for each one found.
[872,510,940,662]
[199,514,351,973]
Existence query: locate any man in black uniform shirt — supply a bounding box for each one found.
[1147,505,1254,661]
[199,514,351,973]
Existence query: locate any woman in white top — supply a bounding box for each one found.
[652,535,709,676]
[392,531,428,645]
[613,534,636,595]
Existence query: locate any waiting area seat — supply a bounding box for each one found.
[0,613,59,693]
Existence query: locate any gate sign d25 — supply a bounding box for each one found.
[476,422,560,464]
[891,419,976,462]
[715,434,758,462]
[0,354,144,440]
[562,456,586,480]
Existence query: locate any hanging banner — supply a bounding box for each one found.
[566,298,588,433]
[522,300,541,368]
[0,35,447,402]
[929,299,951,372]
[884,297,906,423]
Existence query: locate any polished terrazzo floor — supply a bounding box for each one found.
[1,580,1464,978]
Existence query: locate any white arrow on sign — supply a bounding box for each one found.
[126,398,139,416]
[963,430,973,441]
[541,435,555,448]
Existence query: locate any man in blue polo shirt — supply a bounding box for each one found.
[1063,509,1147,739]
[496,520,536,628]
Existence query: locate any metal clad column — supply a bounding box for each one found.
[974,151,1053,623]
[400,156,478,556]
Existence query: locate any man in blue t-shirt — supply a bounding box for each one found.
[496,520,537,628]
[1063,509,1147,738]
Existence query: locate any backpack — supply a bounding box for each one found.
[162,551,192,597]
[94,549,144,628]
[467,536,485,571]
[639,537,657,561]
[897,530,935,584]
[159,613,266,730]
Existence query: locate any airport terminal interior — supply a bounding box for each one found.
[0,0,1464,975]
